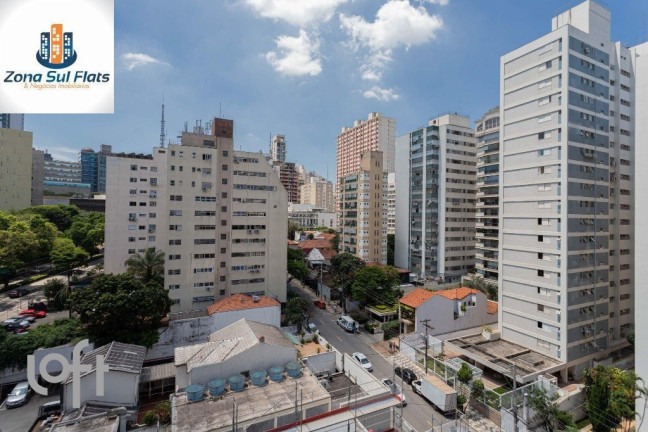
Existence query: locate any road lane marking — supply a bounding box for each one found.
[337,336,343,342]
[427,420,432,426]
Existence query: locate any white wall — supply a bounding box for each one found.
[414,292,496,336]
[63,370,139,411]
[394,135,410,271]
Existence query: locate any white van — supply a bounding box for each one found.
[337,316,358,332]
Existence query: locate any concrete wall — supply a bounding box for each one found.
[63,371,139,411]
[304,351,336,376]
[0,128,32,211]
[210,306,280,331]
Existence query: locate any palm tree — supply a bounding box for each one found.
[464,274,484,291]
[125,248,165,283]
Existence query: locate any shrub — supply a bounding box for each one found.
[142,411,158,425]
[460,304,467,312]
[381,320,399,341]
[155,401,171,424]
[471,379,485,400]
[457,394,467,408]
[364,322,375,334]
[349,310,369,324]
[312,334,319,344]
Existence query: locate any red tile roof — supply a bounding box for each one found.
[487,300,498,315]
[207,294,280,315]
[298,239,332,250]
[436,287,480,300]
[399,288,436,308]
[317,233,336,241]
[320,249,338,260]
[287,239,299,245]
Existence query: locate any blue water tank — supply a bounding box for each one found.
[186,384,204,402]
[285,362,301,378]
[229,374,245,391]
[250,370,267,387]
[268,366,284,382]
[208,379,227,396]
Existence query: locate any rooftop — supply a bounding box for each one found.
[207,294,280,315]
[399,287,481,308]
[65,342,145,383]
[175,319,295,371]
[445,333,564,383]
[171,369,331,432]
[51,404,133,432]
[487,300,499,315]
[298,239,333,251]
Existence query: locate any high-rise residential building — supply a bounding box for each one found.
[80,144,114,193]
[474,107,500,284]
[288,203,336,229]
[300,177,334,212]
[32,149,45,206]
[0,128,32,210]
[336,113,395,214]
[270,134,287,163]
[42,152,91,197]
[499,0,634,376]
[104,118,287,313]
[386,173,396,235]
[395,114,476,283]
[0,114,24,131]
[631,39,647,429]
[338,150,387,264]
[273,161,302,203]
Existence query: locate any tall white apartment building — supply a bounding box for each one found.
[270,134,286,163]
[631,40,647,427]
[105,119,287,313]
[395,114,476,283]
[386,173,396,235]
[300,176,334,213]
[500,0,634,378]
[475,107,500,284]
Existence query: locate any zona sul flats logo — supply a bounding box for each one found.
[36,24,77,69]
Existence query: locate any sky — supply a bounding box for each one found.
[28,0,648,180]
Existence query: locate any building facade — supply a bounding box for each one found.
[80,144,113,193]
[42,151,91,197]
[270,134,286,163]
[273,161,302,203]
[288,203,335,229]
[300,177,334,212]
[499,0,634,377]
[31,149,45,206]
[105,118,287,312]
[0,128,32,210]
[386,172,396,235]
[475,107,500,284]
[395,114,477,283]
[338,150,387,264]
[0,114,24,131]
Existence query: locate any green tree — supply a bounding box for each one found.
[70,273,171,347]
[26,204,80,232]
[330,233,339,252]
[484,282,498,301]
[464,274,484,291]
[156,401,171,424]
[526,386,576,432]
[287,248,309,281]
[387,234,395,266]
[50,238,89,285]
[288,221,300,240]
[306,233,315,240]
[351,266,400,306]
[285,297,312,331]
[125,248,165,283]
[457,363,474,397]
[43,278,69,311]
[471,379,484,400]
[27,214,58,257]
[66,212,105,253]
[330,253,365,294]
[0,224,39,288]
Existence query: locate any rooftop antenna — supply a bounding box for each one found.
[160,94,166,148]
[219,102,222,118]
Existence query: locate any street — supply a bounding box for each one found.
[292,280,456,432]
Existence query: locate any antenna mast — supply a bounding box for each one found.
[160,94,166,148]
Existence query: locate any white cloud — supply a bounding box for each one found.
[340,1,443,80]
[266,30,322,77]
[38,146,79,162]
[243,0,349,27]
[121,52,169,71]
[363,86,400,101]
[422,0,449,5]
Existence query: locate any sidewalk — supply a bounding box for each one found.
[462,407,501,432]
[370,340,428,379]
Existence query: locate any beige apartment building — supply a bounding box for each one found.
[0,128,33,211]
[300,177,334,212]
[338,150,387,264]
[104,118,287,313]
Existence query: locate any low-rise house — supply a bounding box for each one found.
[174,319,297,390]
[399,287,497,336]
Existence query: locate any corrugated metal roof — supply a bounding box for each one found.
[65,342,145,383]
[140,362,175,383]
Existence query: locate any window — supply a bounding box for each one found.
[220,276,226,282]
[167,269,181,275]
[169,254,181,260]
[169,239,181,245]
[538,270,545,277]
[222,164,228,171]
[168,285,180,290]
[202,154,212,161]
[538,304,545,312]
[222,178,228,185]
[538,114,552,123]
[222,150,228,157]
[538,253,544,260]
[538,79,552,89]
[130,177,137,183]
[220,233,227,240]
[169,225,182,231]
[169,210,182,216]
[538,235,544,242]
[170,195,183,201]
[538,96,551,106]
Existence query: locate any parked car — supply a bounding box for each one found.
[38,401,62,419]
[307,323,319,334]
[382,378,407,407]
[313,300,326,309]
[394,366,417,384]
[19,309,47,318]
[352,352,373,372]
[17,315,36,323]
[2,317,30,331]
[337,315,359,332]
[7,288,29,298]
[5,382,33,408]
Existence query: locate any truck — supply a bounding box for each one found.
[412,375,457,414]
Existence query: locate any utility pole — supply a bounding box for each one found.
[511,363,519,432]
[420,319,434,375]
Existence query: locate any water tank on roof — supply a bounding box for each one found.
[285,362,301,378]
[208,379,226,396]
[229,374,245,391]
[250,370,267,386]
[186,384,204,402]
[268,366,284,382]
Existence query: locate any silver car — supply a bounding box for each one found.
[5,382,33,408]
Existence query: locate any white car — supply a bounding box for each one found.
[352,352,373,372]
[307,323,319,334]
[382,378,407,407]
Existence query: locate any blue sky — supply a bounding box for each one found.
[29,0,648,179]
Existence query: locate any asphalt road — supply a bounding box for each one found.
[0,389,59,432]
[292,281,456,432]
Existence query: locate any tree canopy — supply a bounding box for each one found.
[284,297,312,331]
[351,265,401,306]
[287,248,309,282]
[70,273,172,347]
[584,366,642,432]
[50,238,90,283]
[125,248,165,284]
[330,253,365,294]
[526,386,576,432]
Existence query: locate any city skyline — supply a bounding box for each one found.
[24,0,647,178]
